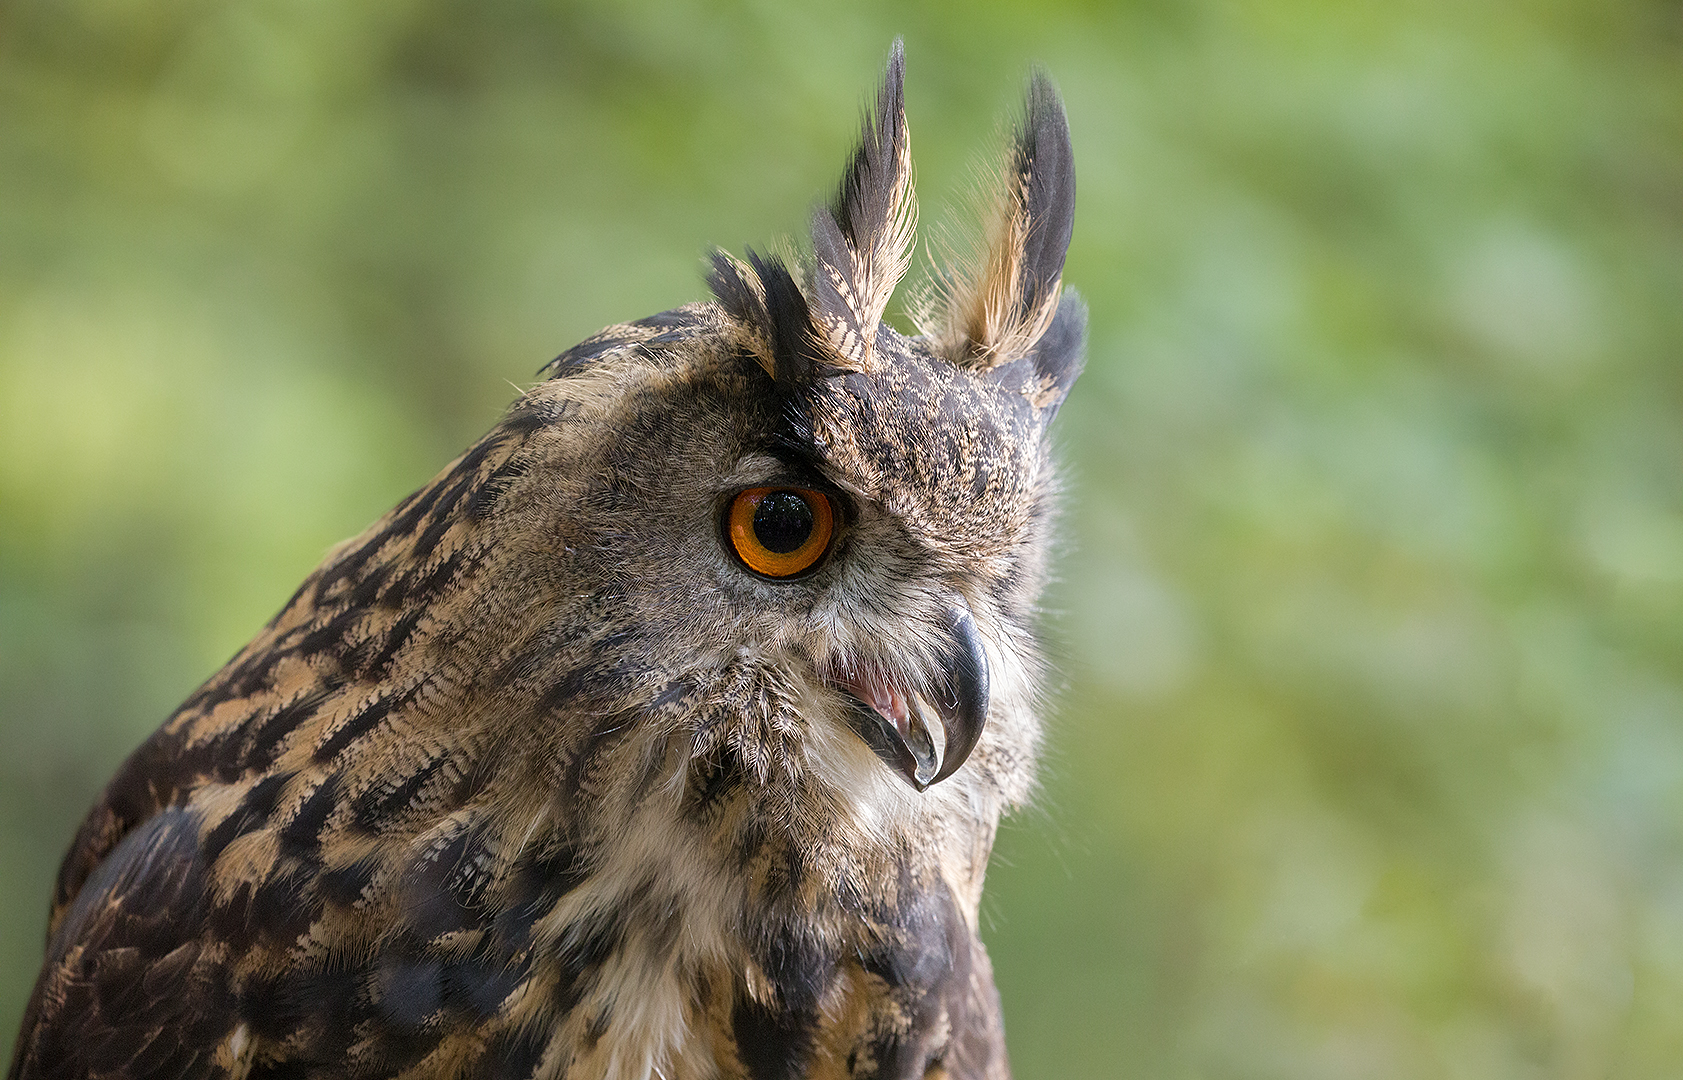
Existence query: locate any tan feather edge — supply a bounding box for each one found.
[912,153,1062,372]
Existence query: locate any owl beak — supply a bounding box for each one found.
[834,603,990,791]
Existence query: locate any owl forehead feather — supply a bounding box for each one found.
[707,39,1083,419]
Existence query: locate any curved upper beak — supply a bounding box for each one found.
[832,601,991,791]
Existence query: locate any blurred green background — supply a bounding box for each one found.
[4,0,1683,1075]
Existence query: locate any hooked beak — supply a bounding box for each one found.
[831,603,991,791]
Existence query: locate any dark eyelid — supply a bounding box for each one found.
[755,449,838,496]
[728,451,854,531]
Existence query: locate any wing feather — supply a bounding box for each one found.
[10,808,237,1080]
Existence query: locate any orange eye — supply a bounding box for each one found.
[726,487,836,578]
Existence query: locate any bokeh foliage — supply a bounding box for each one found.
[4,0,1683,1076]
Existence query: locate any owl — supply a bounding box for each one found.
[10,41,1082,1080]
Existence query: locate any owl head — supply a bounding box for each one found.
[442,41,1083,827]
[318,43,1087,878]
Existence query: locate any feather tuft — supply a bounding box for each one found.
[917,69,1076,372]
[807,38,918,373]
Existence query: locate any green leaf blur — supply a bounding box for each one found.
[3,1,1681,1075]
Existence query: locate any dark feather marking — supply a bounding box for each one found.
[759,835,809,908]
[441,940,527,1018]
[808,38,909,359]
[247,691,329,766]
[710,250,833,389]
[767,250,831,388]
[464,456,532,520]
[407,547,469,605]
[379,566,417,611]
[124,1030,195,1078]
[375,957,444,1032]
[200,772,290,864]
[492,844,588,953]
[345,562,394,610]
[684,745,748,822]
[933,934,1006,1080]
[388,484,424,517]
[362,606,428,678]
[452,436,504,485]
[341,644,379,685]
[368,1026,446,1078]
[731,993,817,1080]
[386,483,440,537]
[311,529,395,604]
[185,723,250,780]
[830,40,905,254]
[210,642,345,713]
[313,682,423,764]
[236,964,362,1044]
[558,709,640,809]
[635,307,705,330]
[450,752,499,809]
[709,254,771,340]
[534,655,625,715]
[48,808,204,965]
[245,1061,314,1080]
[541,330,638,379]
[317,855,382,907]
[502,402,554,434]
[403,825,495,941]
[732,814,771,878]
[856,884,995,1080]
[495,635,556,688]
[94,950,150,1018]
[296,607,365,661]
[216,651,282,703]
[50,725,206,918]
[1028,290,1088,419]
[212,863,317,947]
[752,922,833,1019]
[85,1025,150,1073]
[277,774,341,860]
[354,755,448,832]
[535,310,704,380]
[368,433,503,571]
[550,918,623,1015]
[581,1007,611,1051]
[641,328,699,346]
[268,574,320,636]
[650,678,693,712]
[408,485,471,564]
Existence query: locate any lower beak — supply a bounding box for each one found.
[834,602,991,791]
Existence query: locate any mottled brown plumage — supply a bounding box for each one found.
[10,42,1082,1080]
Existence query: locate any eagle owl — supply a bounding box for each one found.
[10,42,1082,1080]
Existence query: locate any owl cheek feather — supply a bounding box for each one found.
[832,601,990,791]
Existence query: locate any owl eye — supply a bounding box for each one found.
[726,487,836,578]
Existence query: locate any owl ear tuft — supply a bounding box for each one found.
[708,248,826,386]
[919,71,1077,375]
[807,38,918,373]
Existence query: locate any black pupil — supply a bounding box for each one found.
[753,491,815,554]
